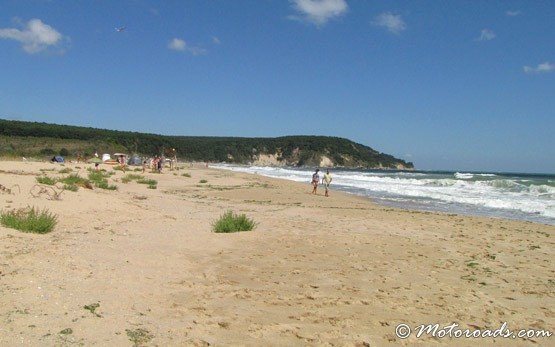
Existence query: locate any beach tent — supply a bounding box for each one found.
[127,155,142,166]
[102,153,111,162]
[51,156,64,163]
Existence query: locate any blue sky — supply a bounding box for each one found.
[0,0,554,173]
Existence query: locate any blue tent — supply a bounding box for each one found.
[127,155,142,166]
[51,156,64,163]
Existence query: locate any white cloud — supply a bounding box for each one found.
[477,29,496,41]
[168,38,186,51]
[168,37,207,56]
[212,36,221,44]
[0,18,64,53]
[523,62,554,74]
[372,12,406,34]
[506,10,521,17]
[289,0,348,26]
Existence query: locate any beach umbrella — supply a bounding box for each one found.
[89,157,102,164]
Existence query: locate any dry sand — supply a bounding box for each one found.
[0,160,553,346]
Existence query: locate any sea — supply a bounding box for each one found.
[211,164,555,226]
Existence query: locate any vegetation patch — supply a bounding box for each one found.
[36,176,57,185]
[212,210,257,233]
[126,328,153,347]
[147,184,157,189]
[137,178,157,185]
[60,174,90,188]
[58,168,73,174]
[63,184,79,192]
[88,171,117,190]
[0,207,57,234]
[83,303,101,317]
[199,179,208,184]
[182,173,191,178]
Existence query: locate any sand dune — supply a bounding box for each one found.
[0,161,553,346]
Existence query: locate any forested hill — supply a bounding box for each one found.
[0,119,413,169]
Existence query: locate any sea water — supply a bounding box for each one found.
[211,164,555,226]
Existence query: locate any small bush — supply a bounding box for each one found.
[63,184,79,192]
[212,211,257,233]
[36,176,57,185]
[95,181,117,190]
[137,178,157,185]
[147,184,157,189]
[182,173,191,178]
[59,168,72,174]
[0,207,57,234]
[60,174,90,187]
[199,179,208,184]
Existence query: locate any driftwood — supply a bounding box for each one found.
[30,184,65,200]
[0,184,20,195]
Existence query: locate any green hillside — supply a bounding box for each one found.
[0,119,413,169]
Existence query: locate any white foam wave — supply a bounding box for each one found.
[455,172,474,179]
[211,164,555,222]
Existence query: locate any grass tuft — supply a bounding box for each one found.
[36,176,57,185]
[0,207,57,234]
[212,210,256,233]
[182,173,191,178]
[137,178,157,185]
[199,179,208,184]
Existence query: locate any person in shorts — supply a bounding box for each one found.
[322,169,332,197]
[311,169,320,195]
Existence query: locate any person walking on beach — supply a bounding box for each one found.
[322,169,332,197]
[311,169,320,194]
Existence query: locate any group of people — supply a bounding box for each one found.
[311,169,333,197]
[145,156,165,173]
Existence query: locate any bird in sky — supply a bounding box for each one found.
[115,26,126,32]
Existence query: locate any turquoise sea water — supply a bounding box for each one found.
[213,164,555,226]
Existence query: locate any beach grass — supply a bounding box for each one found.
[88,171,117,190]
[36,176,57,185]
[182,173,191,178]
[137,178,157,185]
[0,207,57,234]
[212,210,257,233]
[63,184,79,192]
[199,179,208,184]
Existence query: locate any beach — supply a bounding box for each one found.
[0,160,553,346]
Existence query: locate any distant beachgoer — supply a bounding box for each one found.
[311,169,320,195]
[94,162,100,171]
[322,169,332,197]
[119,155,126,173]
[157,157,163,173]
[142,160,147,173]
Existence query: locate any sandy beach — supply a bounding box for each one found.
[0,160,553,346]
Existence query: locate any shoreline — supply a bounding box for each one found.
[1,160,553,345]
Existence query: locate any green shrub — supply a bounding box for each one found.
[63,184,79,192]
[95,181,117,190]
[137,178,157,185]
[212,211,257,233]
[199,179,208,184]
[147,184,157,189]
[59,168,72,174]
[182,173,191,178]
[0,207,57,234]
[36,176,57,185]
[60,174,89,186]
[87,171,117,190]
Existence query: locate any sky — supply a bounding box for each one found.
[0,0,554,173]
